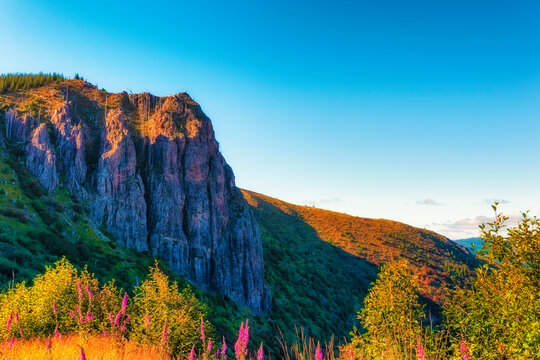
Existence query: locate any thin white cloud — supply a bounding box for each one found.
[416,199,442,206]
[483,198,510,205]
[303,198,342,207]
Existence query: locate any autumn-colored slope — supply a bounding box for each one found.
[243,190,477,303]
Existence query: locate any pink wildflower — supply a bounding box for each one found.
[208,339,213,354]
[54,325,61,338]
[8,336,14,350]
[70,310,75,319]
[315,343,323,360]
[6,311,13,331]
[416,340,427,360]
[460,340,473,360]
[45,336,52,353]
[80,346,87,360]
[188,345,195,360]
[114,310,122,326]
[221,337,227,356]
[85,284,93,301]
[77,281,83,300]
[14,313,19,323]
[348,348,354,360]
[86,313,94,322]
[234,320,249,360]
[120,292,128,315]
[102,329,108,337]
[200,318,205,341]
[161,319,168,344]
[257,344,264,360]
[144,313,150,327]
[109,312,114,324]
[52,301,57,316]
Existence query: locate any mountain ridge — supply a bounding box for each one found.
[0,77,270,314]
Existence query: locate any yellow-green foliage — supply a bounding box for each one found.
[444,206,540,359]
[0,258,119,339]
[131,263,210,357]
[351,262,426,359]
[0,259,210,358]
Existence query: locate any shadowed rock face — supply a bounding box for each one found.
[4,91,271,315]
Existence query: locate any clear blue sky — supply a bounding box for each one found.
[1,1,539,239]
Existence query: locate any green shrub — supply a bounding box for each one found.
[131,263,211,357]
[444,206,540,359]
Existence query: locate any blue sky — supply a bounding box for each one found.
[1,0,539,238]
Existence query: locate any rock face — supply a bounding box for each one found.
[3,90,271,315]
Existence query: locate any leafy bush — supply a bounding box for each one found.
[131,263,210,357]
[444,206,540,359]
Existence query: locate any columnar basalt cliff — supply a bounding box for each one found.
[1,80,271,314]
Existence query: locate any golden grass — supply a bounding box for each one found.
[0,335,171,360]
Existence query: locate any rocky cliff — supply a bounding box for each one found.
[1,80,271,314]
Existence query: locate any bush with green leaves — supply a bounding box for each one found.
[130,262,211,357]
[0,258,211,358]
[444,205,540,359]
[348,261,434,359]
[0,258,119,339]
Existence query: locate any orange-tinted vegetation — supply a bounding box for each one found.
[243,190,476,303]
[0,335,168,360]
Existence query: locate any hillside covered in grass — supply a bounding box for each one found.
[243,190,477,304]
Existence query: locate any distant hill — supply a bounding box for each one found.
[453,237,482,251]
[243,190,477,305]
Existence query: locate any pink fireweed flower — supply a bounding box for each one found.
[54,325,61,338]
[76,305,82,316]
[53,301,57,316]
[120,323,127,333]
[144,313,150,327]
[70,310,75,319]
[234,320,249,359]
[120,292,128,315]
[80,346,87,360]
[188,345,195,360]
[257,344,264,360]
[200,318,205,341]
[102,329,108,337]
[460,340,473,360]
[161,319,168,344]
[14,313,19,323]
[221,337,227,356]
[8,336,14,350]
[85,284,93,301]
[6,311,13,331]
[114,310,122,326]
[109,312,114,324]
[416,340,427,360]
[315,343,323,360]
[208,339,213,354]
[348,348,354,360]
[86,313,94,322]
[45,336,52,353]
[77,281,83,300]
